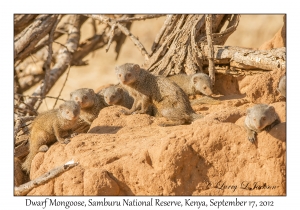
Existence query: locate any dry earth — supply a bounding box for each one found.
[16,15,286,196]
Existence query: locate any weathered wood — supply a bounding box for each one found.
[87,14,150,60]
[14,14,39,35]
[18,15,81,113]
[14,160,79,196]
[201,45,286,71]
[205,14,216,85]
[143,14,239,76]
[14,15,59,62]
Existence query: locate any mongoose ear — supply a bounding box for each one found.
[268,105,275,112]
[89,89,95,94]
[117,88,123,93]
[70,92,73,97]
[133,64,140,73]
[115,66,120,73]
[59,103,64,111]
[192,76,199,84]
[246,108,251,115]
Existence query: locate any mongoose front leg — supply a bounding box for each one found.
[245,126,257,143]
[122,98,139,115]
[132,97,151,115]
[53,126,71,144]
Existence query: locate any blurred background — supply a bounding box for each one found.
[24,14,284,112]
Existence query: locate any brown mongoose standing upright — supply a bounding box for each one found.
[22,100,80,174]
[115,63,201,126]
[277,75,286,98]
[244,104,280,143]
[70,88,108,124]
[103,85,134,109]
[168,73,213,96]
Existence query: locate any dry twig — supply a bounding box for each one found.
[14,160,79,196]
[87,14,150,60]
[18,15,81,114]
[53,64,71,109]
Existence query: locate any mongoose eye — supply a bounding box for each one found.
[253,118,256,121]
[118,74,121,77]
[262,117,266,121]
[66,111,69,114]
[203,86,207,90]
[127,73,131,77]
[84,96,88,100]
[112,95,115,98]
[75,97,78,101]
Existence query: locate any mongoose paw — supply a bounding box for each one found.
[38,145,49,152]
[63,138,71,144]
[70,132,78,138]
[248,134,256,143]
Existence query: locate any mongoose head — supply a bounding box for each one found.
[277,75,286,98]
[70,88,96,108]
[191,73,213,96]
[103,86,123,105]
[59,100,80,121]
[115,63,140,85]
[245,104,278,132]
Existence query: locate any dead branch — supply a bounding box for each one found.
[18,15,81,115]
[201,45,286,72]
[28,15,88,58]
[14,116,35,143]
[115,14,165,23]
[14,139,29,159]
[87,14,150,60]
[144,14,240,76]
[71,32,109,66]
[14,15,59,62]
[151,15,173,55]
[14,160,79,196]
[106,24,117,52]
[14,14,39,35]
[205,14,216,85]
[113,15,134,60]
[53,65,71,109]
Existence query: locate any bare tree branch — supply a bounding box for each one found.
[53,65,71,109]
[151,15,173,55]
[87,14,150,60]
[105,24,117,52]
[18,15,81,114]
[115,14,165,23]
[14,14,39,35]
[14,160,79,196]
[14,15,59,62]
[205,14,216,86]
[201,45,286,72]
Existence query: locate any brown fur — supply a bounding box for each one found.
[115,63,201,126]
[103,85,134,109]
[277,75,286,98]
[70,88,109,133]
[22,101,80,174]
[168,73,213,96]
[244,104,279,143]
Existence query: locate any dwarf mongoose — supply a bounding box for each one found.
[70,88,108,125]
[103,85,134,109]
[168,73,213,96]
[115,63,201,126]
[244,104,280,143]
[277,75,286,98]
[22,100,80,174]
